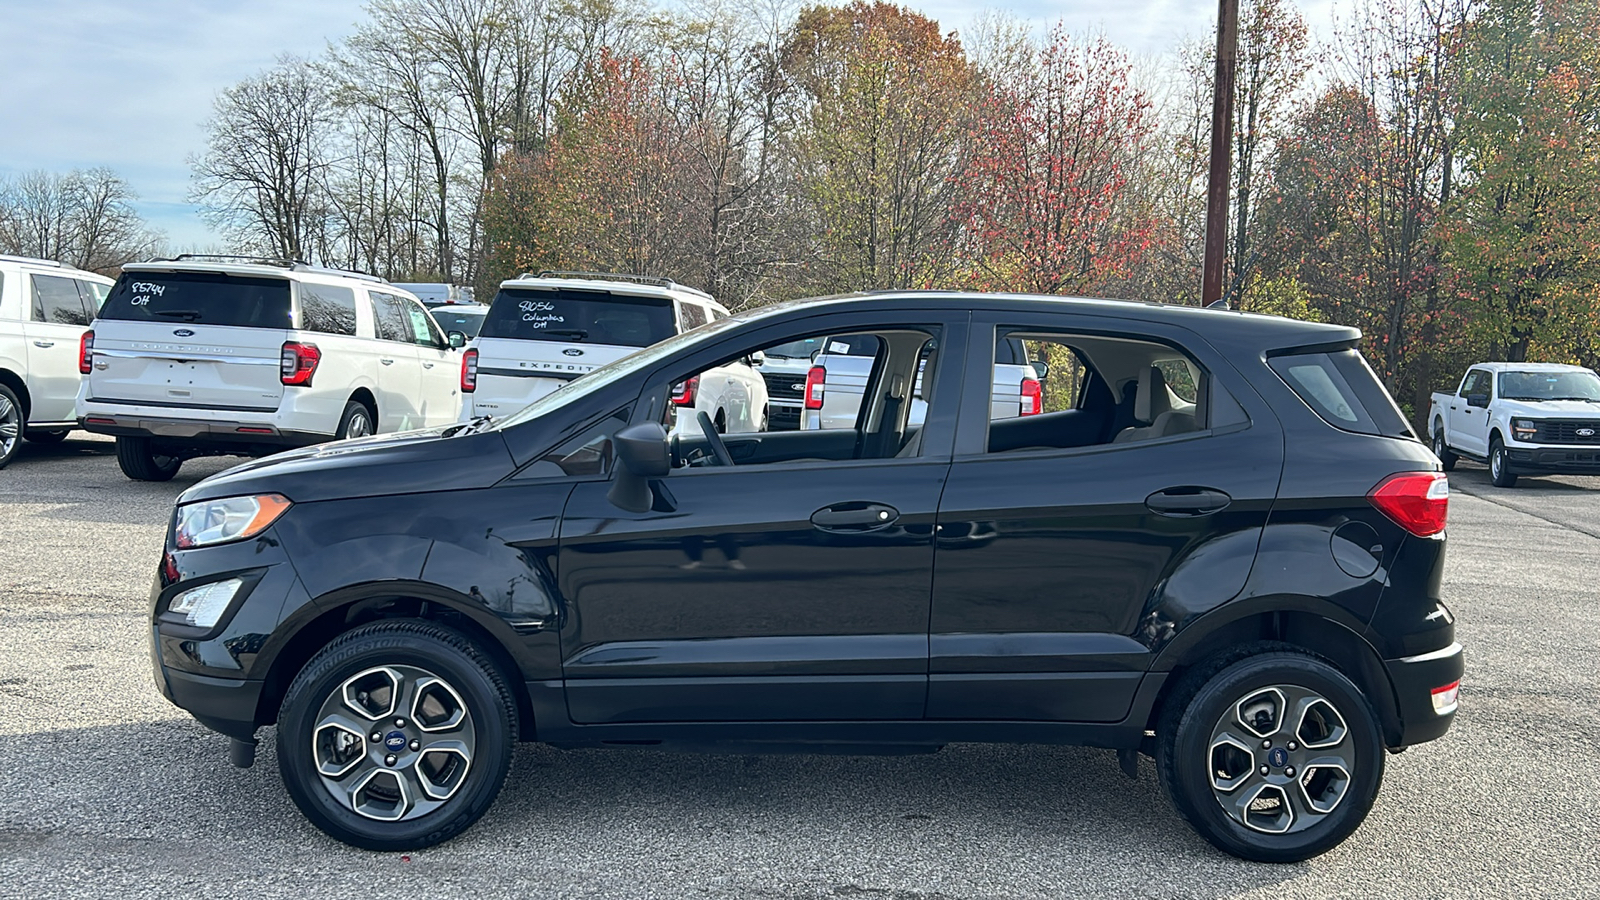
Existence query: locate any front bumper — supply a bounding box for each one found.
[1384,641,1464,747]
[1505,446,1600,474]
[149,629,264,741]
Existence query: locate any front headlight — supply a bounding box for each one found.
[174,494,292,549]
[1514,419,1535,430]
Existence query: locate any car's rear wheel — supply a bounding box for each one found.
[24,428,70,444]
[115,435,182,481]
[1431,420,1456,471]
[1489,436,1517,487]
[277,620,516,851]
[1158,647,1384,862]
[336,400,375,440]
[0,384,22,469]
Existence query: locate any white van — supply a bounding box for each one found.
[78,256,462,481]
[462,271,768,434]
[0,255,114,467]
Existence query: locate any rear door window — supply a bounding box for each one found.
[30,274,92,325]
[1269,349,1414,438]
[370,292,414,343]
[98,272,292,328]
[481,288,675,347]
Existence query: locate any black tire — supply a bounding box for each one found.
[1489,436,1517,487]
[1431,420,1457,471]
[277,620,517,851]
[1157,645,1384,863]
[115,435,182,481]
[0,383,22,470]
[24,428,70,445]
[335,400,376,440]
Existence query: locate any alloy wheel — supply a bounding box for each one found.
[1206,684,1353,835]
[347,411,373,438]
[0,392,18,460]
[311,664,476,822]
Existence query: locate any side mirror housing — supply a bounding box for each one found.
[607,422,671,513]
[748,350,766,366]
[447,331,466,349]
[1467,393,1489,408]
[1030,360,1050,381]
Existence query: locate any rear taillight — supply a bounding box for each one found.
[1368,472,1449,537]
[671,375,699,407]
[1020,377,1042,416]
[461,348,478,393]
[804,366,826,410]
[79,330,94,374]
[280,341,320,386]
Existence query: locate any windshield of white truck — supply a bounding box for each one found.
[1499,370,1600,402]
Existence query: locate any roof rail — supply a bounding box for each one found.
[522,270,714,300]
[0,254,65,268]
[148,254,386,284]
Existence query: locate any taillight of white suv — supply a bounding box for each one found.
[1368,471,1449,536]
[671,376,699,407]
[79,330,94,374]
[461,349,478,393]
[280,342,320,387]
[1021,377,1042,416]
[804,366,826,409]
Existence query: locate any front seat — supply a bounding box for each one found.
[1113,366,1198,443]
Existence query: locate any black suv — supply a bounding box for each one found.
[149,293,1461,861]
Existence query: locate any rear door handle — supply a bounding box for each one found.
[1145,487,1232,517]
[33,341,54,348]
[381,358,395,366]
[423,362,435,369]
[811,502,900,532]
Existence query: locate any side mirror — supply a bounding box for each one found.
[1467,393,1489,408]
[607,422,671,513]
[748,350,766,366]
[447,331,466,349]
[1030,360,1050,381]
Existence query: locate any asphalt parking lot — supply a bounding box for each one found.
[1,434,1597,899]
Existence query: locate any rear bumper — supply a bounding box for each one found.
[80,411,326,448]
[1384,642,1463,748]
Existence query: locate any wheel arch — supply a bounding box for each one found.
[1144,604,1403,749]
[254,582,536,741]
[348,386,378,419]
[0,368,30,418]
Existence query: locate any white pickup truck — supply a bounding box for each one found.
[1428,362,1600,487]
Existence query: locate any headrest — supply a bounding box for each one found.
[1134,366,1172,423]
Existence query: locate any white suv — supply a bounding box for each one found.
[462,271,768,434]
[0,254,114,468]
[801,334,1043,430]
[77,256,462,481]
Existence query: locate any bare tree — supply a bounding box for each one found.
[0,168,162,272]
[191,56,336,261]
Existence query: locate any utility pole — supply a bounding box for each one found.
[1202,0,1240,308]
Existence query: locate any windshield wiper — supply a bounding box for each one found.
[153,309,202,321]
[446,415,494,437]
[539,329,589,340]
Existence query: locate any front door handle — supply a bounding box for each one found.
[381,358,395,366]
[811,502,900,532]
[423,362,435,369]
[33,341,54,348]
[1145,487,1232,517]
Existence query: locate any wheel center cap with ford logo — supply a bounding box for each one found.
[1267,746,1289,768]
[384,731,407,751]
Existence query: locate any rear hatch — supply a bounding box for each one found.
[90,269,292,412]
[470,285,676,414]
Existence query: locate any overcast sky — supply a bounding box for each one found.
[0,0,1338,251]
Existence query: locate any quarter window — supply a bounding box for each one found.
[679,303,708,330]
[300,284,358,336]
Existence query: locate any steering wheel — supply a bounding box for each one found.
[696,410,735,467]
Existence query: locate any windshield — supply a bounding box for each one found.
[480,287,675,347]
[431,306,487,339]
[1499,370,1600,401]
[487,313,751,431]
[763,337,826,359]
[98,271,293,328]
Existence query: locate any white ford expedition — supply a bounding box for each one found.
[0,254,114,467]
[462,271,767,434]
[78,256,462,481]
[1428,362,1600,487]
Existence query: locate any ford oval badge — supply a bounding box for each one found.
[563,348,584,357]
[173,329,195,337]
[1579,428,1595,437]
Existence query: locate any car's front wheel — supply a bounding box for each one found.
[277,620,517,850]
[1489,436,1518,487]
[1431,420,1457,471]
[1158,647,1384,862]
